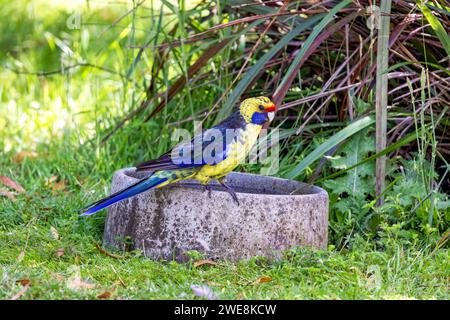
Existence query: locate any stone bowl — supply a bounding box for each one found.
[103,168,329,261]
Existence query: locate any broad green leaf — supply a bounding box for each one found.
[315,129,423,183]
[287,116,375,179]
[330,131,374,174]
[391,159,431,208]
[324,130,375,199]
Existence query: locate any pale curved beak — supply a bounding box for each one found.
[268,112,275,121]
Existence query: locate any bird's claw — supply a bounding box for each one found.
[229,190,240,205]
[203,184,213,198]
[218,179,239,206]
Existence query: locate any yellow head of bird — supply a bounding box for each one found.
[239,96,276,125]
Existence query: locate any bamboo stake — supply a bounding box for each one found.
[375,0,392,206]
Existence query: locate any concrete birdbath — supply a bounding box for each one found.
[103,168,329,261]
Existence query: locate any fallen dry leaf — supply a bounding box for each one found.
[255,276,272,284]
[56,248,64,258]
[16,279,31,286]
[9,283,30,300]
[13,151,38,163]
[0,188,16,200]
[235,292,245,299]
[0,176,25,193]
[97,291,112,299]
[54,274,65,282]
[193,259,217,268]
[17,251,25,262]
[67,277,95,290]
[52,180,67,191]
[50,226,59,240]
[45,176,58,186]
[45,176,67,192]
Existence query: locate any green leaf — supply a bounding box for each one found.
[315,129,422,183]
[324,130,375,200]
[384,61,450,77]
[287,116,375,179]
[419,3,450,57]
[330,131,374,174]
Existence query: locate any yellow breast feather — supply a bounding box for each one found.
[193,123,262,184]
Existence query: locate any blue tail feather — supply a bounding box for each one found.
[80,175,168,216]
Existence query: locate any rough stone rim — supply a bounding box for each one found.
[118,167,328,198]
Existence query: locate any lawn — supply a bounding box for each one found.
[0,161,448,300]
[0,0,449,300]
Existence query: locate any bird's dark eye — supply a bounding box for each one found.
[258,105,265,111]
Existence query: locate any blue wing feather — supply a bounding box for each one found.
[80,175,168,216]
[136,112,246,171]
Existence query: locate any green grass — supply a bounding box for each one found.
[1,211,449,300]
[0,148,448,300]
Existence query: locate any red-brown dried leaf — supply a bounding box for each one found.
[45,176,67,192]
[255,276,272,284]
[52,180,67,191]
[97,291,112,299]
[0,176,25,193]
[16,279,31,286]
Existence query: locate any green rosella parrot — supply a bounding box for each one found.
[80,96,276,216]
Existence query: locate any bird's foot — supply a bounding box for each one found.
[218,179,239,205]
[203,184,212,198]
